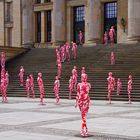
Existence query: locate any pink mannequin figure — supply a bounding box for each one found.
[1,73,7,103]
[79,31,83,45]
[26,76,30,97]
[107,72,115,104]
[68,76,73,100]
[104,31,108,45]
[61,45,66,63]
[81,67,86,75]
[81,67,87,81]
[116,78,122,96]
[127,75,132,104]
[29,74,35,98]
[65,42,70,62]
[5,71,9,96]
[37,72,45,105]
[111,51,115,65]
[72,66,78,92]
[109,26,115,47]
[1,51,6,68]
[57,59,62,79]
[71,41,77,60]
[1,67,5,78]
[56,48,61,66]
[53,76,60,105]
[75,75,91,137]
[18,66,24,86]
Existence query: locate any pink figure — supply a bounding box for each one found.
[1,51,6,68]
[61,45,66,63]
[65,42,70,61]
[111,51,115,65]
[116,78,122,96]
[18,66,24,86]
[71,41,77,60]
[104,31,108,45]
[81,67,86,75]
[81,67,87,81]
[37,72,45,105]
[29,74,35,98]
[109,26,115,47]
[68,76,73,99]
[26,76,30,97]
[1,76,7,103]
[57,59,62,79]
[1,67,5,79]
[107,72,115,104]
[127,75,132,104]
[5,71,9,96]
[79,31,83,45]
[53,76,60,105]
[76,75,91,136]
[72,66,78,92]
[56,48,61,66]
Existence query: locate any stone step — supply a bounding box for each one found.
[5,44,140,101]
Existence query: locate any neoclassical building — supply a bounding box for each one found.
[0,0,140,48]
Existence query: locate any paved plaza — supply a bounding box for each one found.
[0,97,140,140]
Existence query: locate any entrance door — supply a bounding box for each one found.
[104,2,117,42]
[73,6,85,44]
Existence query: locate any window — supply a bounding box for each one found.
[36,0,41,3]
[36,12,41,42]
[105,2,117,19]
[5,2,13,22]
[44,0,51,3]
[74,6,85,22]
[46,10,51,42]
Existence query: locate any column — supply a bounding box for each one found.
[52,0,66,47]
[22,0,33,47]
[41,11,45,43]
[66,6,72,43]
[128,0,140,43]
[85,0,101,45]
[0,1,4,46]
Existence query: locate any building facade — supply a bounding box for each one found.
[0,0,140,48]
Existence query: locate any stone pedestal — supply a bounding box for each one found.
[52,0,66,47]
[128,0,140,43]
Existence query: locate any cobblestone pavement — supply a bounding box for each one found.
[0,97,140,140]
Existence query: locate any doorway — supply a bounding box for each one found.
[104,2,117,43]
[73,6,85,44]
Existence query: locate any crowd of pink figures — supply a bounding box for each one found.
[0,28,134,136]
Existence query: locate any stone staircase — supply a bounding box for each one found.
[5,44,140,102]
[0,46,29,62]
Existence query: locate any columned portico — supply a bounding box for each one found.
[128,0,140,43]
[52,0,66,47]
